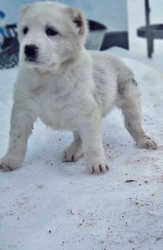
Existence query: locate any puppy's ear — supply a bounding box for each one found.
[19,4,31,18]
[69,8,88,36]
[73,10,87,35]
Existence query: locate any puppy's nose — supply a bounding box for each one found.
[24,44,38,59]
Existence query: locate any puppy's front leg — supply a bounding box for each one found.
[79,115,109,174]
[63,131,83,162]
[0,106,36,171]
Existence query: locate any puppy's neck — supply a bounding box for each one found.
[60,48,87,72]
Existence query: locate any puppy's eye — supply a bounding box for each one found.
[23,27,28,35]
[46,28,58,36]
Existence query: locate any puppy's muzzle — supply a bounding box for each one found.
[24,44,38,61]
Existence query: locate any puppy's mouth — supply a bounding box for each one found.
[24,57,46,68]
[25,57,45,65]
[25,57,38,63]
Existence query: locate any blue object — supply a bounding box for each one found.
[0,11,5,48]
[0,11,5,19]
[0,27,5,46]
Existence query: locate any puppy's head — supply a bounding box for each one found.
[18,1,88,70]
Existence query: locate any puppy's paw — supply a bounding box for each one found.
[137,136,158,149]
[63,145,83,162]
[88,159,109,174]
[0,156,23,172]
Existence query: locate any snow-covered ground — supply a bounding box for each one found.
[0,1,163,250]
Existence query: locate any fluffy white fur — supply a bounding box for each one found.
[0,1,157,174]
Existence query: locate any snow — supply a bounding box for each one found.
[0,0,163,249]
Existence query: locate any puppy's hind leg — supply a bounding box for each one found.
[118,80,157,149]
[63,131,83,162]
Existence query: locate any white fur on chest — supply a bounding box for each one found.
[14,62,96,131]
[32,89,80,130]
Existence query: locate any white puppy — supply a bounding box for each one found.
[0,1,157,174]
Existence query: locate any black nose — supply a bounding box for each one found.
[24,44,38,59]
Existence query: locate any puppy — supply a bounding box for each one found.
[0,1,157,174]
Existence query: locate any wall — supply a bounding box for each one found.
[0,0,128,32]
